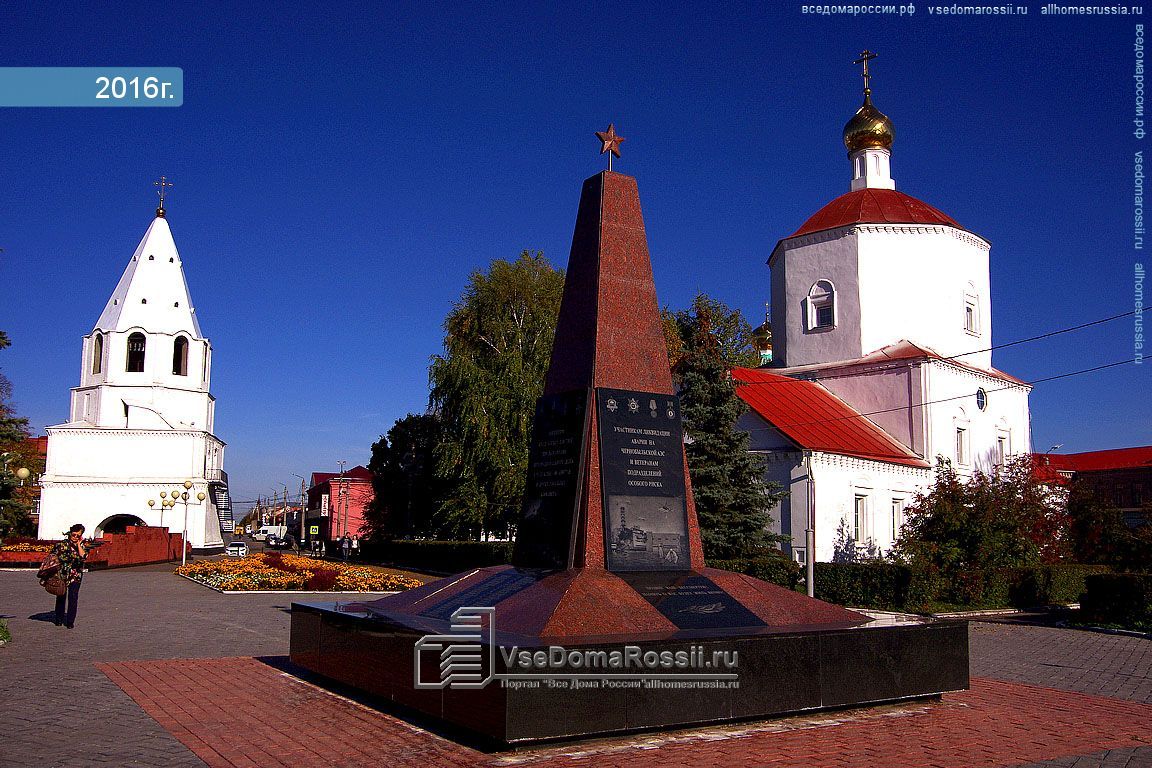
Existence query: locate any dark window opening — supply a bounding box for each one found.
[126,333,146,372]
[173,336,189,376]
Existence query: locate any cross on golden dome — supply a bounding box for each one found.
[854,50,877,99]
[154,175,173,218]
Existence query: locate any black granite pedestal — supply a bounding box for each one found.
[290,600,968,746]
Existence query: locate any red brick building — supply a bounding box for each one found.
[303,466,373,545]
[1035,446,1152,527]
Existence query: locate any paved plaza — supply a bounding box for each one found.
[1,565,1150,768]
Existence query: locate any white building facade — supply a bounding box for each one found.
[744,69,1032,563]
[38,204,231,550]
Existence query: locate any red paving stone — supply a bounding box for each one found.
[97,657,1152,768]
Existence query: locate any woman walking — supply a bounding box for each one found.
[51,524,90,629]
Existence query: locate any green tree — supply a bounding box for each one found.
[365,413,445,540]
[672,295,785,559]
[1067,480,1152,571]
[429,251,564,539]
[893,455,1069,602]
[1,331,37,539]
[664,294,760,372]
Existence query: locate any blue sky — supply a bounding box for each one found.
[1,3,1147,507]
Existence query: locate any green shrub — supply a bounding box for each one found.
[0,618,10,645]
[814,562,914,610]
[377,540,514,573]
[709,556,803,590]
[1080,573,1152,628]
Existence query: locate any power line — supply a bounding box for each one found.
[740,359,1135,436]
[940,310,1136,362]
[742,309,1137,387]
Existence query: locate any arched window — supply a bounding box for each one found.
[91,333,104,375]
[804,280,837,332]
[126,333,146,372]
[964,282,980,335]
[172,336,189,376]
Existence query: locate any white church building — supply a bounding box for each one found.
[38,192,232,550]
[737,56,1032,564]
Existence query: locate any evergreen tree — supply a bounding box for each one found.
[429,252,564,539]
[364,413,444,540]
[673,296,784,559]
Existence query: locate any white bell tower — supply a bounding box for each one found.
[38,179,232,550]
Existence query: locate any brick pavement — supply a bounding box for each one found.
[2,566,1151,768]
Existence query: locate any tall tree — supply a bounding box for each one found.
[429,251,564,539]
[365,413,444,540]
[672,295,785,559]
[0,331,36,538]
[893,456,1069,601]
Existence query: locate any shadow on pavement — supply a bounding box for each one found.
[27,611,58,623]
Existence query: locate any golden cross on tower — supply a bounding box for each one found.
[595,124,625,171]
[154,175,173,217]
[854,50,877,98]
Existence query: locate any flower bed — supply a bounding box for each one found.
[176,552,423,592]
[0,539,54,553]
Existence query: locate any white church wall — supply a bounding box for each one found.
[771,230,863,367]
[38,481,220,547]
[856,226,993,368]
[921,362,1031,475]
[808,453,931,561]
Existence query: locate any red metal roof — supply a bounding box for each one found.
[1042,446,1152,473]
[791,188,963,238]
[309,466,373,489]
[732,367,930,468]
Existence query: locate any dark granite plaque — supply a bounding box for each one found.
[621,572,766,630]
[597,388,690,572]
[513,389,590,569]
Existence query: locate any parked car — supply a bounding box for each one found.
[225,540,249,557]
[266,534,296,550]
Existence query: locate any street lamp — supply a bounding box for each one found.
[291,473,306,548]
[179,479,192,566]
[15,467,30,486]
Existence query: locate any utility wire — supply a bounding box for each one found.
[740,359,1135,436]
[740,309,1136,387]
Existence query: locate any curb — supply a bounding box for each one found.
[930,604,1079,619]
[1054,620,1152,639]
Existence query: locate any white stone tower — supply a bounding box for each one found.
[38,181,232,549]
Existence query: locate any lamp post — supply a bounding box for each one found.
[179,480,193,566]
[337,460,347,540]
[291,473,306,548]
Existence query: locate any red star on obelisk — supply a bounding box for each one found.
[595,123,625,170]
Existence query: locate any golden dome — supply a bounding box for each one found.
[843,95,894,153]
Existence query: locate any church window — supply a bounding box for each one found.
[853,494,867,540]
[141,298,147,304]
[975,388,987,411]
[891,498,904,540]
[964,284,980,335]
[955,427,969,465]
[805,280,837,332]
[174,302,179,307]
[126,333,146,372]
[92,333,104,375]
[148,255,154,260]
[173,336,189,376]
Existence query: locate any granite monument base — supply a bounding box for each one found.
[290,596,968,746]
